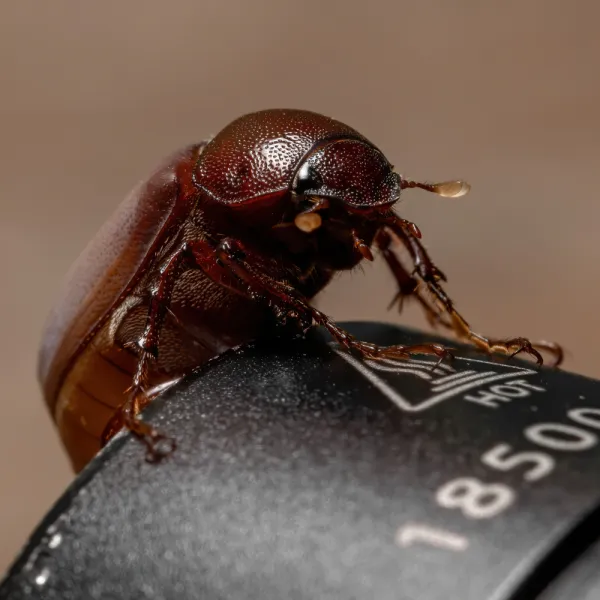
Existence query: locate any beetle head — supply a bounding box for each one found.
[292,140,400,211]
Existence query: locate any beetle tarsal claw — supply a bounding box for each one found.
[294,212,322,233]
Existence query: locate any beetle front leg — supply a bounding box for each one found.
[383,218,563,367]
[215,238,454,365]
[375,228,452,329]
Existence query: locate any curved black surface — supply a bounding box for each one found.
[2,323,600,599]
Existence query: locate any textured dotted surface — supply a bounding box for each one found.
[195,109,369,203]
[302,140,399,207]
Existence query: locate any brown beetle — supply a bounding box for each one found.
[39,109,562,471]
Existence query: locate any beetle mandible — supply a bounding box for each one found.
[38,109,563,471]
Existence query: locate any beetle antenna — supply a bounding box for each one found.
[401,178,471,198]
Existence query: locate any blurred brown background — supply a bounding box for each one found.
[1,0,598,575]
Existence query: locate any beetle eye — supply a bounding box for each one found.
[294,163,323,195]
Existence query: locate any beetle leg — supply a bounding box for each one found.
[214,237,455,365]
[102,244,200,460]
[375,228,451,328]
[382,218,564,367]
[101,378,176,462]
[380,216,446,283]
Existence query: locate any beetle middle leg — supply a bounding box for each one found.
[214,238,454,365]
[381,218,563,366]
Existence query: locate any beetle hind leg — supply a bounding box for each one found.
[101,244,195,461]
[101,350,177,462]
[114,392,177,464]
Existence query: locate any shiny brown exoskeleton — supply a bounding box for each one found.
[39,109,562,471]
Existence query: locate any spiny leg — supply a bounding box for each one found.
[103,237,252,460]
[215,237,454,365]
[101,353,175,462]
[382,217,563,366]
[375,228,452,329]
[101,245,200,461]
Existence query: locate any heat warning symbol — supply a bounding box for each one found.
[333,349,542,412]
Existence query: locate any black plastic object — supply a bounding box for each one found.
[2,322,600,600]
